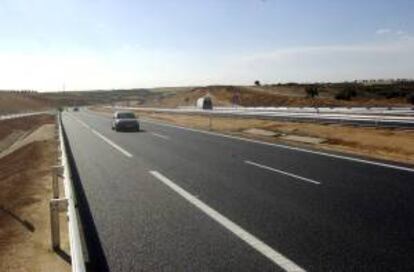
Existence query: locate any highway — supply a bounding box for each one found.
[62,110,414,271]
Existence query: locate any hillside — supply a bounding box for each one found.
[0,92,53,115]
[43,89,153,106]
[0,89,155,114]
[2,82,413,114]
[131,83,414,108]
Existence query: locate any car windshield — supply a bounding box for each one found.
[117,112,135,119]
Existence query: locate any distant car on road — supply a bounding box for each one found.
[112,111,140,132]
[73,107,79,111]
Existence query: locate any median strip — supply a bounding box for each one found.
[245,160,321,185]
[149,170,305,272]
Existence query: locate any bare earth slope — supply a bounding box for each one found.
[0,115,70,272]
[136,85,412,108]
[0,92,52,115]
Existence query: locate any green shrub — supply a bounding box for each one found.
[335,86,357,100]
[407,93,414,105]
[305,86,319,98]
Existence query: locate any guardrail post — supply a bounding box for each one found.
[50,198,68,250]
[208,113,212,131]
[56,146,62,163]
[52,165,63,199]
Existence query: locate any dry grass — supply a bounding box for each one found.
[0,93,52,115]
[0,115,55,141]
[136,85,411,108]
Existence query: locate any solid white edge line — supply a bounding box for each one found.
[149,170,306,272]
[70,114,133,158]
[150,132,170,140]
[245,160,321,185]
[140,118,414,173]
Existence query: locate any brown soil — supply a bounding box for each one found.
[92,107,414,166]
[0,115,55,141]
[134,85,411,108]
[0,92,52,115]
[0,115,70,271]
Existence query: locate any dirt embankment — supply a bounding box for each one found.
[0,92,53,115]
[0,115,55,150]
[0,115,70,271]
[134,85,412,108]
[93,106,414,166]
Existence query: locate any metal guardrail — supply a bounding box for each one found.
[177,105,414,114]
[2,110,86,270]
[110,106,414,116]
[0,111,51,121]
[109,106,414,128]
[52,112,86,272]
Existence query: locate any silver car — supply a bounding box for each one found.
[112,111,140,132]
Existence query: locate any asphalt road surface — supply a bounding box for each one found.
[62,110,414,272]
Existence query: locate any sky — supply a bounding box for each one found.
[0,0,413,91]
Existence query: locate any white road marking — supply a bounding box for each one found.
[141,119,414,173]
[71,115,133,158]
[245,160,321,185]
[73,117,92,130]
[151,132,170,140]
[90,129,133,158]
[149,170,306,272]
